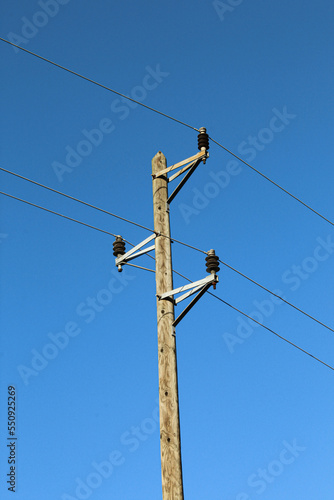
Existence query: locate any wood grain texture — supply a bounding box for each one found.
[152,152,184,500]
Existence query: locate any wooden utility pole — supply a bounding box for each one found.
[152,151,184,500]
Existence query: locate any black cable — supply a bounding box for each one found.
[0,166,207,254]
[146,234,334,336]
[2,187,332,370]
[1,167,333,336]
[209,136,334,228]
[0,191,117,237]
[218,258,334,334]
[209,292,334,372]
[155,262,334,372]
[170,236,207,255]
[0,37,198,133]
[1,38,333,229]
[122,248,334,371]
[0,166,153,233]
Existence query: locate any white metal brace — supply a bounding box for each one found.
[158,274,216,302]
[157,273,218,326]
[152,149,209,204]
[152,151,208,181]
[115,233,156,270]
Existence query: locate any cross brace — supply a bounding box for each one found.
[173,282,212,327]
[167,158,202,204]
[152,150,208,205]
[157,273,218,326]
[152,150,208,180]
[115,233,156,267]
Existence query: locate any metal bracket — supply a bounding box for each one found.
[157,274,218,327]
[152,128,209,203]
[115,233,156,268]
[153,150,207,179]
[167,157,203,204]
[173,282,212,327]
[152,150,208,204]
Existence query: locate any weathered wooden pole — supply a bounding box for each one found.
[152,151,184,500]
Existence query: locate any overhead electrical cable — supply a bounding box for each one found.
[1,38,333,229]
[1,188,333,369]
[209,136,334,228]
[142,245,334,337]
[0,166,209,253]
[0,166,153,233]
[127,252,334,371]
[0,37,198,132]
[0,191,117,237]
[217,257,334,334]
[209,292,334,372]
[156,262,334,372]
[0,172,333,335]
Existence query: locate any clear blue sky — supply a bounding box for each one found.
[1,1,334,499]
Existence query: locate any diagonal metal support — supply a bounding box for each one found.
[152,151,207,180]
[173,282,213,327]
[158,274,217,301]
[174,282,205,304]
[115,233,156,267]
[152,149,208,204]
[168,158,199,183]
[167,158,202,204]
[157,273,218,327]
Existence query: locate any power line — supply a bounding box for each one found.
[209,292,334,372]
[217,257,334,334]
[209,136,334,228]
[1,168,333,336]
[0,166,207,253]
[2,187,333,371]
[1,38,333,230]
[170,236,207,255]
[170,267,332,345]
[0,37,198,133]
[141,237,334,336]
[0,166,153,233]
[0,191,117,237]
[0,181,203,260]
[146,235,334,335]
[163,264,334,372]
